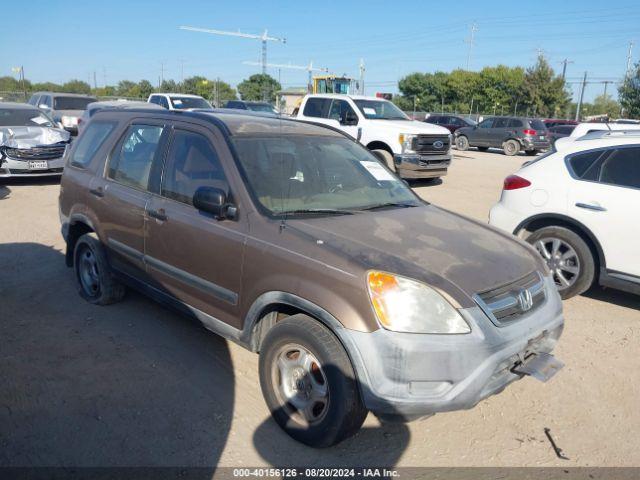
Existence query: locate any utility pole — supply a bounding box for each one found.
[93,71,97,90]
[359,58,366,95]
[179,59,185,91]
[465,23,478,70]
[575,71,588,121]
[603,80,614,97]
[559,58,574,80]
[626,40,634,77]
[160,62,165,88]
[102,67,107,88]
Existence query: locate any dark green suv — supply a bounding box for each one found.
[455,116,550,156]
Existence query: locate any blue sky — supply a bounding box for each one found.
[2,0,639,102]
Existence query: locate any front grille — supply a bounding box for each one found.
[412,134,451,154]
[2,142,67,161]
[8,167,63,175]
[418,158,449,167]
[474,271,546,326]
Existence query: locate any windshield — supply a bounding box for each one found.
[232,135,420,216]
[53,97,96,110]
[354,99,409,120]
[247,103,277,113]
[170,97,211,109]
[0,108,55,127]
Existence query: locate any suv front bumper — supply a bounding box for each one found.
[394,153,451,179]
[340,274,564,419]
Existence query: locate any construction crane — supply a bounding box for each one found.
[179,26,286,74]
[242,61,327,90]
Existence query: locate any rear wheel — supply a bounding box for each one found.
[74,233,125,305]
[371,149,395,172]
[455,135,469,151]
[526,226,595,299]
[259,315,368,447]
[503,139,520,156]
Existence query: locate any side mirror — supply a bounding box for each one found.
[343,112,359,126]
[193,186,236,220]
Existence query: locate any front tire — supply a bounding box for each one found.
[503,139,520,156]
[74,233,125,305]
[259,315,368,447]
[455,135,469,151]
[526,226,595,299]
[371,149,395,172]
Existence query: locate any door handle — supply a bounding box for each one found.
[89,187,104,198]
[575,202,607,212]
[148,208,168,221]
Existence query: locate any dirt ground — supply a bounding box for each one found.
[1,149,639,469]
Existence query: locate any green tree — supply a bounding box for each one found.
[521,56,570,117]
[159,79,178,92]
[115,80,136,97]
[61,79,91,94]
[137,80,154,99]
[31,82,62,92]
[579,94,621,118]
[237,74,281,102]
[619,61,640,118]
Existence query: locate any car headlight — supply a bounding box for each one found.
[398,133,417,154]
[367,271,471,334]
[61,116,78,128]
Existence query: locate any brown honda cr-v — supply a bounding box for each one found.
[59,108,564,447]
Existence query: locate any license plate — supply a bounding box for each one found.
[28,161,48,170]
[539,136,545,140]
[512,352,563,382]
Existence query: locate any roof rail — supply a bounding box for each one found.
[578,129,640,141]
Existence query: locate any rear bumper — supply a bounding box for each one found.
[394,153,451,179]
[521,137,551,151]
[0,156,64,178]
[341,274,564,419]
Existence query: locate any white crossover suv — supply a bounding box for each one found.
[489,130,640,299]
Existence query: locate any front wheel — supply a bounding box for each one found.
[526,226,595,299]
[258,315,368,447]
[371,149,395,172]
[455,135,469,151]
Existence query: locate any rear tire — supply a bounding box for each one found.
[455,135,469,151]
[503,139,520,156]
[371,149,395,172]
[259,314,368,447]
[74,233,125,305]
[526,226,595,299]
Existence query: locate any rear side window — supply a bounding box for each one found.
[28,95,39,106]
[568,150,606,181]
[303,98,331,118]
[108,125,164,190]
[69,121,116,167]
[508,119,523,128]
[161,130,227,205]
[599,147,640,189]
[529,119,547,130]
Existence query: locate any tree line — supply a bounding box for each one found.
[393,56,638,119]
[0,73,283,105]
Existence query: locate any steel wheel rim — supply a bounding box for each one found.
[534,237,581,291]
[456,137,467,149]
[79,247,101,296]
[506,142,516,154]
[271,343,329,426]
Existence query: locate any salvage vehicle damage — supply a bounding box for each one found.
[0,103,70,178]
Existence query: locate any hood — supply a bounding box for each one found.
[0,126,70,149]
[372,119,451,135]
[286,205,541,305]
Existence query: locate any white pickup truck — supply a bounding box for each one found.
[295,94,452,180]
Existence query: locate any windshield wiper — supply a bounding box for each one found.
[278,208,355,216]
[359,202,418,211]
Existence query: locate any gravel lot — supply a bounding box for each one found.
[1,148,639,468]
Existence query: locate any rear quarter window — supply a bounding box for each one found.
[303,98,331,118]
[567,150,606,181]
[69,121,116,168]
